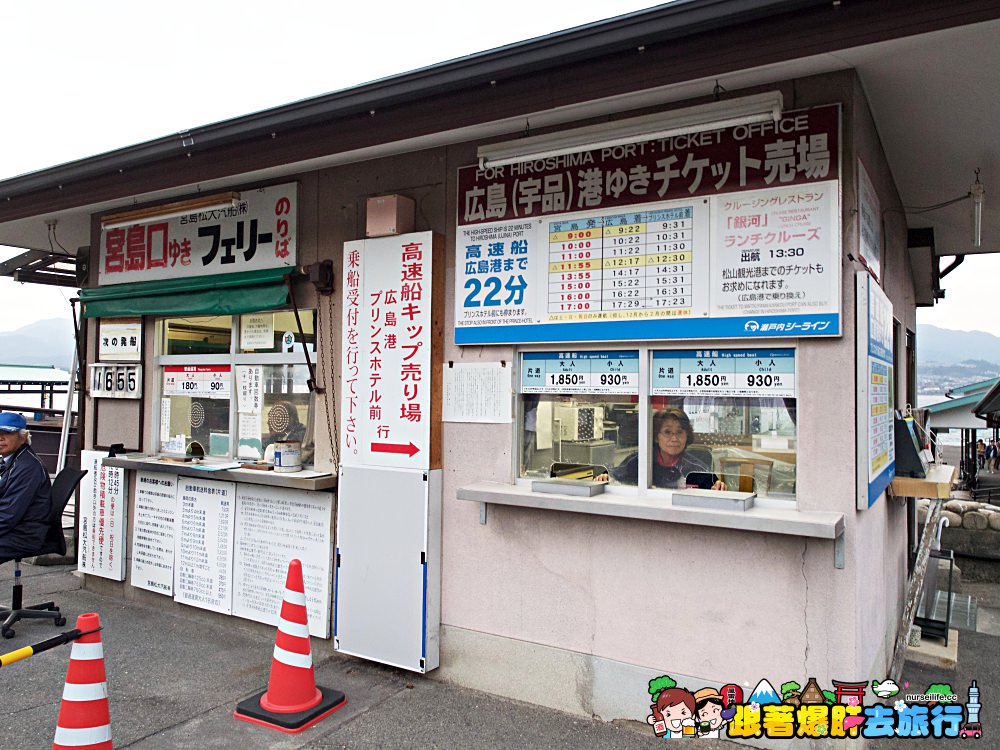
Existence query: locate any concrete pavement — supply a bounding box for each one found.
[1,563,691,749]
[4,559,998,748]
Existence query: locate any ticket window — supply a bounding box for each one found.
[517,347,799,498]
[157,312,316,462]
[518,350,641,481]
[647,349,798,496]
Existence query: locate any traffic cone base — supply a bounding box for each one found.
[234,686,346,734]
[234,559,347,733]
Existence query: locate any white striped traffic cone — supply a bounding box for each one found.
[52,612,112,750]
[234,559,345,733]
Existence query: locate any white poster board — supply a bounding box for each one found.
[78,451,126,580]
[232,485,333,637]
[857,159,882,282]
[240,313,274,350]
[130,471,177,595]
[335,466,441,672]
[174,477,235,613]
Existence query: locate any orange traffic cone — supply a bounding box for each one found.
[52,612,112,750]
[234,559,346,733]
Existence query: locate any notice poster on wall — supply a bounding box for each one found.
[442,363,513,423]
[130,471,177,595]
[78,451,126,581]
[98,317,142,362]
[174,477,235,614]
[856,272,895,509]
[455,105,842,345]
[232,485,333,637]
[857,159,882,282]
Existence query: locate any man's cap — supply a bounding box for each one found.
[694,687,724,704]
[0,413,26,433]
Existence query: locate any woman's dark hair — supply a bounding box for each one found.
[652,407,695,447]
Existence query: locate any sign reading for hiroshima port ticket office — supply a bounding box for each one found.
[455,105,841,345]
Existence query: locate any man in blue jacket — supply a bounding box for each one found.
[0,413,52,563]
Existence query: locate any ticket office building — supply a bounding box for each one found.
[0,2,949,728]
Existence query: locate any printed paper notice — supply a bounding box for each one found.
[174,477,235,614]
[443,363,512,422]
[240,313,274,350]
[237,366,263,414]
[131,472,177,595]
[232,485,333,637]
[237,412,263,460]
[78,451,127,580]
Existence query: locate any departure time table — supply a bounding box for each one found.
[548,207,695,318]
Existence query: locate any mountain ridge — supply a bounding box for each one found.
[0,318,75,367]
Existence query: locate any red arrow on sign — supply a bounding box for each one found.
[371,441,420,457]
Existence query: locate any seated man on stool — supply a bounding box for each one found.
[0,413,52,563]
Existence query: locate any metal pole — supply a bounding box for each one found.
[56,300,82,474]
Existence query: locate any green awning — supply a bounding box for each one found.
[80,267,294,318]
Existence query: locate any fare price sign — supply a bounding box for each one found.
[521,351,639,394]
[163,365,231,399]
[651,349,795,397]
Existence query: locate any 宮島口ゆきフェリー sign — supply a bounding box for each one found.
[856,272,894,509]
[455,105,841,345]
[98,182,297,285]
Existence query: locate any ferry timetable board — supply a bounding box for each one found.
[456,105,842,345]
[856,272,895,510]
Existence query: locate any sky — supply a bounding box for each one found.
[0,1,665,332]
[0,1,992,337]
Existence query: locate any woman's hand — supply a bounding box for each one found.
[711,479,728,491]
[594,472,610,482]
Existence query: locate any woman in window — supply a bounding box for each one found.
[599,407,726,490]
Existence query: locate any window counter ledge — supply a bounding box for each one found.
[457,480,844,541]
[103,456,337,491]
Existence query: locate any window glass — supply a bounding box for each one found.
[638,397,796,494]
[238,311,316,353]
[161,365,232,457]
[638,348,797,495]
[518,350,640,480]
[157,312,316,463]
[518,347,798,498]
[235,364,314,464]
[521,394,640,481]
[162,315,232,355]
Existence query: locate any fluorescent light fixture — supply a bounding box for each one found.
[478,91,783,169]
[101,191,241,230]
